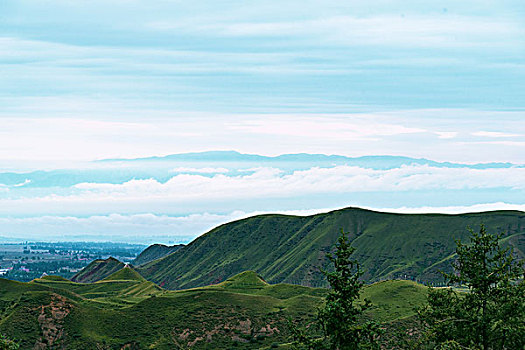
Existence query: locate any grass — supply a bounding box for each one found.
[361,280,428,322]
[0,269,429,349]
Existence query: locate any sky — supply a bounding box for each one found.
[0,0,524,243]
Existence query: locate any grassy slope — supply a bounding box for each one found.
[132,243,184,266]
[71,257,125,283]
[101,265,145,282]
[0,270,427,349]
[138,208,525,289]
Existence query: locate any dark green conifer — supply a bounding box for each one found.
[292,230,380,350]
[419,225,525,350]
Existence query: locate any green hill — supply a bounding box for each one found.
[132,243,184,266]
[101,265,145,282]
[0,270,428,349]
[71,257,124,283]
[137,207,524,289]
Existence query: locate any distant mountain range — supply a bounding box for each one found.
[99,150,521,169]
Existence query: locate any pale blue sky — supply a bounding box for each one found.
[2,1,525,110]
[1,0,524,162]
[0,1,524,242]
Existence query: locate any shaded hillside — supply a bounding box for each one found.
[132,243,184,266]
[138,207,525,289]
[0,271,427,349]
[70,257,124,283]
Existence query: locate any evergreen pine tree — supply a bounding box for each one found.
[292,229,380,350]
[419,225,524,350]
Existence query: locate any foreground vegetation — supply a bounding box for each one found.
[291,230,382,349]
[0,267,428,349]
[419,225,524,350]
[290,226,524,350]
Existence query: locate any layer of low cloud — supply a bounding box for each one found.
[1,165,523,217]
[71,165,525,198]
[1,202,523,244]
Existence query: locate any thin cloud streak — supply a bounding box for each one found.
[472,131,522,138]
[151,14,523,49]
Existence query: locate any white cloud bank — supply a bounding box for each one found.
[71,165,525,200]
[0,164,523,217]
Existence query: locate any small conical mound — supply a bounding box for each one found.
[217,271,268,290]
[101,265,146,282]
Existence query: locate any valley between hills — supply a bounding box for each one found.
[1,207,524,349]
